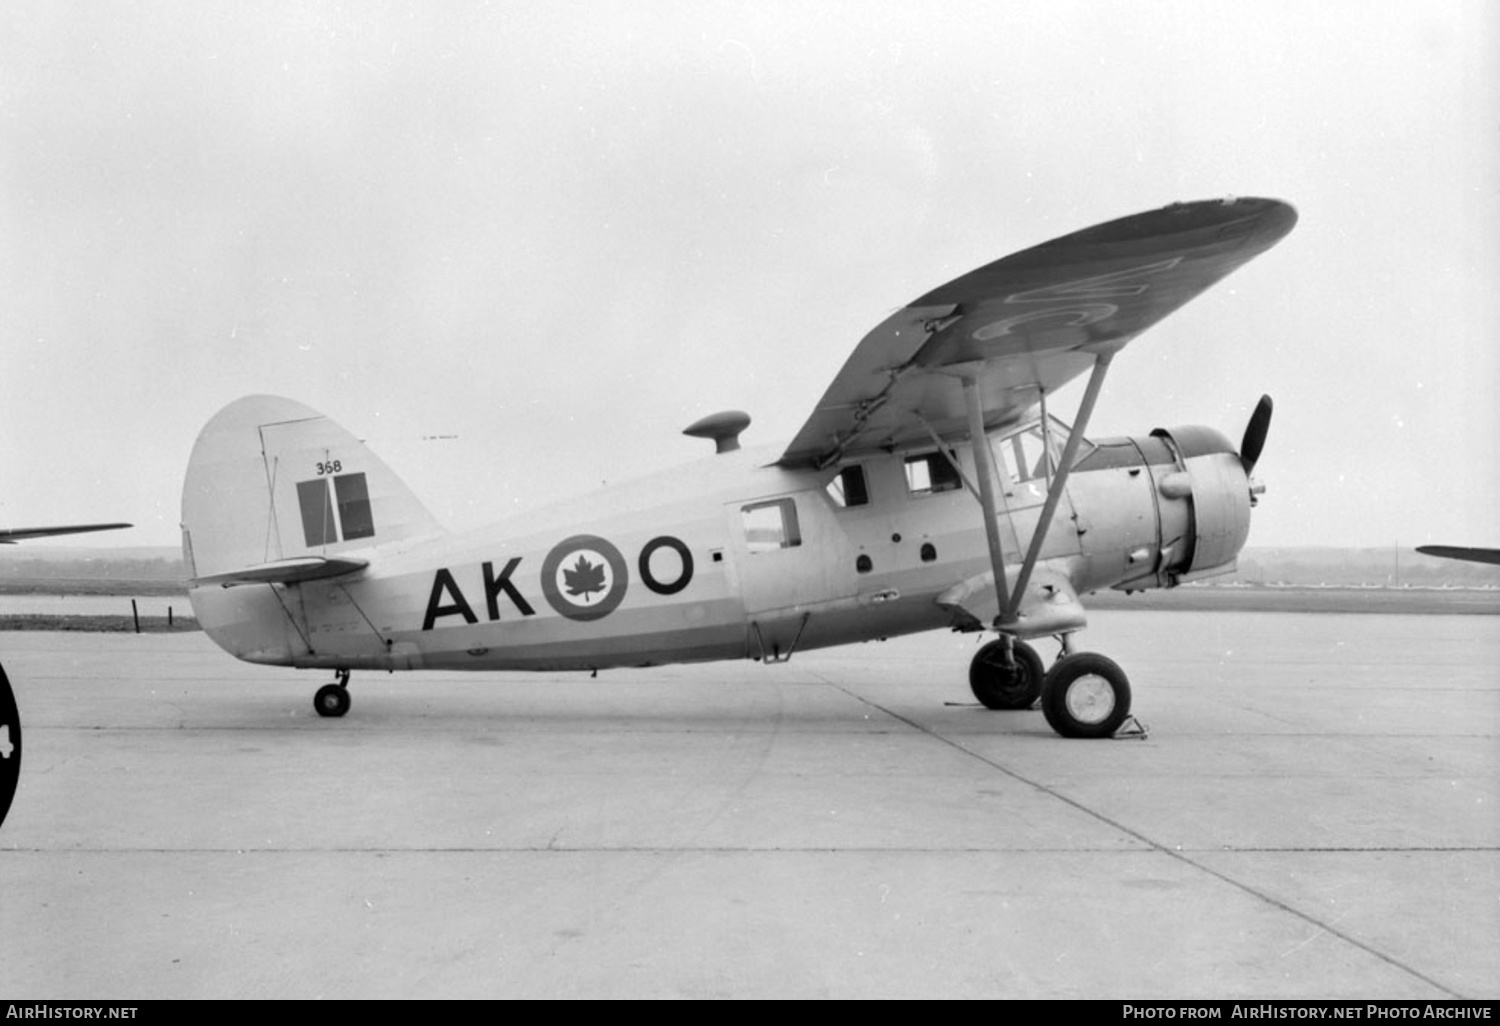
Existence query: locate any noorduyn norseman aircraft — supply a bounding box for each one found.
[182,196,1296,738]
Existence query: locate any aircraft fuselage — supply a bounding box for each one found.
[188,421,1251,674]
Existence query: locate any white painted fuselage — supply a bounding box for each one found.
[188,426,1250,675]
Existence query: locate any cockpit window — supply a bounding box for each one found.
[992,415,1084,485]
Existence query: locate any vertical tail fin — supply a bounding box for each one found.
[182,395,442,582]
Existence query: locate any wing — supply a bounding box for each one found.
[0,523,131,544]
[778,197,1298,468]
[1416,545,1500,566]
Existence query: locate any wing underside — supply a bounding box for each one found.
[778,197,1298,468]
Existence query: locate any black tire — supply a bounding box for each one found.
[1041,653,1131,739]
[0,660,20,830]
[968,639,1045,710]
[314,683,350,718]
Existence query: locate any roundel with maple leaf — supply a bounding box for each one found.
[540,534,630,622]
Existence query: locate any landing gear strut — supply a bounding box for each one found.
[314,669,351,718]
[968,638,1044,710]
[948,352,1133,738]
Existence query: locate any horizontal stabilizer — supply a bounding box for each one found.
[191,555,369,587]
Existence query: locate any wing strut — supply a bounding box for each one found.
[1002,351,1115,625]
[957,368,1012,620]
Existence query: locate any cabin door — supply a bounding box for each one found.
[726,492,855,660]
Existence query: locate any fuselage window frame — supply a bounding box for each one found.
[825,464,871,510]
[903,450,963,497]
[740,497,803,554]
[993,415,1091,487]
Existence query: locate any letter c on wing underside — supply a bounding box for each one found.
[971,304,1117,340]
[969,257,1184,343]
[1005,257,1183,302]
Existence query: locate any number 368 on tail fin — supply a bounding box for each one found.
[182,197,1296,737]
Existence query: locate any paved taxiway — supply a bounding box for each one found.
[1,610,1496,999]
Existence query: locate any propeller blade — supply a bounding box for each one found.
[1240,394,1273,473]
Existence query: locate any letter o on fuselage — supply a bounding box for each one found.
[639,535,694,595]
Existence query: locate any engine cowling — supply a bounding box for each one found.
[1150,425,1254,581]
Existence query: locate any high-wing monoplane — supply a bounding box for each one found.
[182,197,1296,738]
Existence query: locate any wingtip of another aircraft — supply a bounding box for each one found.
[0,522,133,544]
[1415,545,1500,566]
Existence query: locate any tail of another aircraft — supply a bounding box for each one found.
[181,395,443,583]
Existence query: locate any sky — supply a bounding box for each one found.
[2,0,1496,551]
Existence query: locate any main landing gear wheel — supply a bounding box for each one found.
[1041,653,1131,739]
[969,639,1044,710]
[314,670,351,718]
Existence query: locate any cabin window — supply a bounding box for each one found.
[741,498,801,553]
[825,465,870,509]
[904,451,962,495]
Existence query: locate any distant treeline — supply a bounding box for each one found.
[0,555,185,585]
[1234,548,1500,588]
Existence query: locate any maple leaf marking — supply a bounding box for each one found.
[562,553,609,603]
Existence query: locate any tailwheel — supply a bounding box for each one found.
[314,670,351,718]
[1041,653,1131,739]
[969,638,1044,710]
